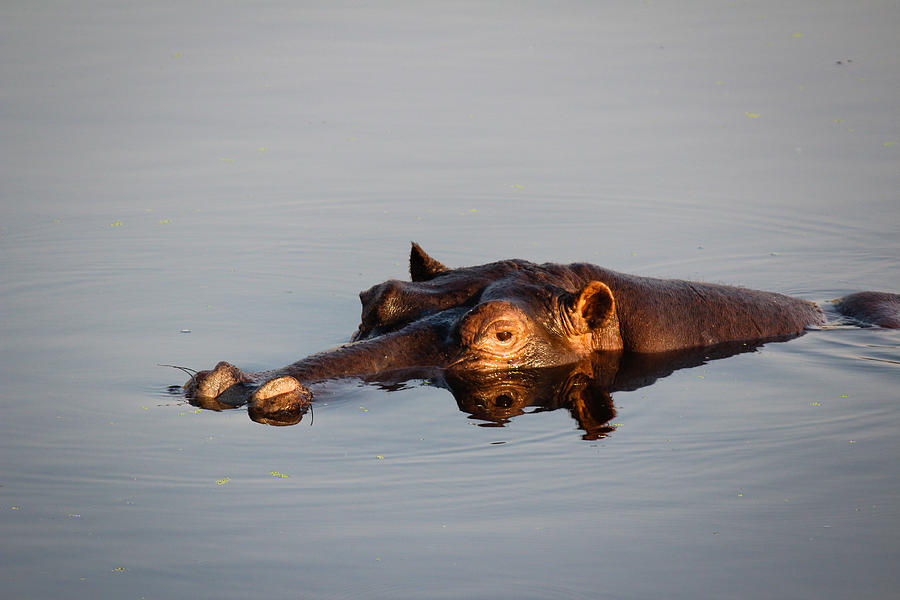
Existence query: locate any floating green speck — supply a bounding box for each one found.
[110,220,123,227]
[216,477,231,485]
[745,112,761,118]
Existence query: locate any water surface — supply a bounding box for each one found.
[1,2,898,599]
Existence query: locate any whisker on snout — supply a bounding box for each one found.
[158,364,199,377]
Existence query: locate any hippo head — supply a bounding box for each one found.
[185,243,625,425]
[353,243,624,371]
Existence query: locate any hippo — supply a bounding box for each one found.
[182,243,899,431]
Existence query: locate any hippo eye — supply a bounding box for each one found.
[458,303,529,362]
[495,394,514,408]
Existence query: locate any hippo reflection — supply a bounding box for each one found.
[443,342,767,439]
[181,243,899,431]
[187,341,767,437]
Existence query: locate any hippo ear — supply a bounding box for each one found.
[410,242,448,282]
[570,281,616,332]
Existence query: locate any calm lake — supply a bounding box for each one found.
[2,2,898,599]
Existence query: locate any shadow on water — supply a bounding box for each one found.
[174,337,782,438]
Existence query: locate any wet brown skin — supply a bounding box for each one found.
[184,243,899,423]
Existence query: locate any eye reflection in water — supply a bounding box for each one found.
[442,354,619,440]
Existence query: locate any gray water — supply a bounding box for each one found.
[2,2,899,599]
